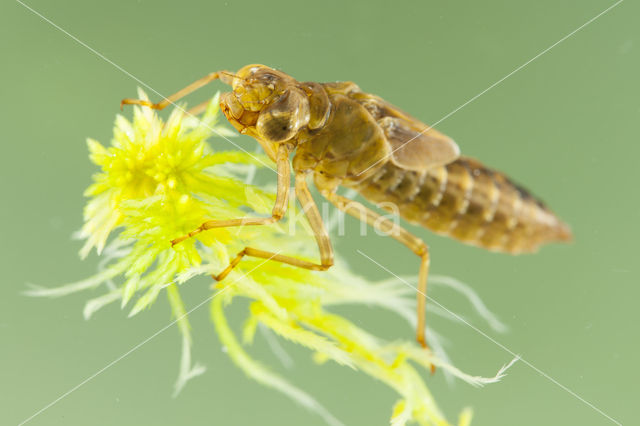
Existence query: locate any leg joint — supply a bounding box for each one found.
[319,258,334,270]
[416,243,429,258]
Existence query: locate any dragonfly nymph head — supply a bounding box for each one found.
[221,64,311,144]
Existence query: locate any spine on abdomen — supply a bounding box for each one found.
[348,157,572,253]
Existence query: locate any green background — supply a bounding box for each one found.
[2,0,637,425]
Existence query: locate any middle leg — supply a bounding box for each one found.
[213,172,334,280]
[170,143,291,246]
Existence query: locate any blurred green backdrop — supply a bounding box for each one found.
[2,0,637,425]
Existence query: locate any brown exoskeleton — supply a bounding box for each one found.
[122,64,572,351]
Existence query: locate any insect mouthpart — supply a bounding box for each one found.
[233,86,274,112]
[232,65,294,112]
[230,80,276,112]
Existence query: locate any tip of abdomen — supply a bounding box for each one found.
[554,219,573,243]
[522,217,572,254]
[496,214,573,255]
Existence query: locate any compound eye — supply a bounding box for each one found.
[259,112,294,142]
[257,89,310,142]
[260,72,276,82]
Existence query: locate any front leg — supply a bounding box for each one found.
[120,71,233,111]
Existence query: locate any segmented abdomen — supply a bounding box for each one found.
[345,157,572,253]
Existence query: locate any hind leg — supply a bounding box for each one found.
[322,191,431,352]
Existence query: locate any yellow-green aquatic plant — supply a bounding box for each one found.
[28,90,515,426]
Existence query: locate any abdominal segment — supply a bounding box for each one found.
[345,157,572,254]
